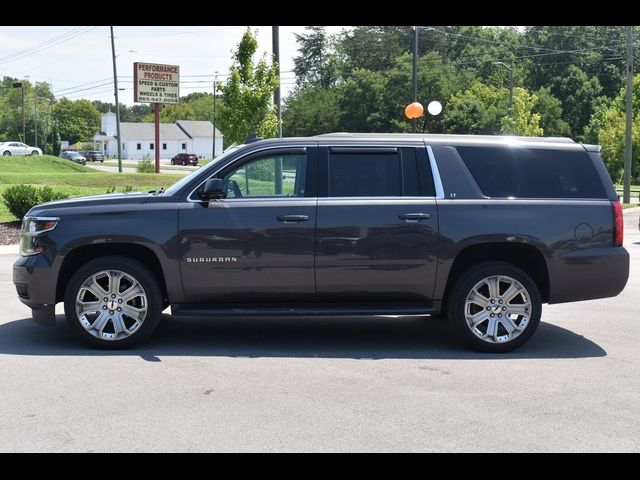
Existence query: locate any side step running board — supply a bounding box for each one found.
[170,304,440,317]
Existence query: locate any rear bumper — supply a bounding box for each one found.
[549,247,630,304]
[13,254,58,326]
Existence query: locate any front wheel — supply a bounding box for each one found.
[31,150,40,156]
[447,262,541,353]
[2,151,10,156]
[64,256,162,348]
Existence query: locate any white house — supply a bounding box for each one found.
[93,112,223,160]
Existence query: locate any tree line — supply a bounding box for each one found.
[283,26,640,181]
[0,26,637,181]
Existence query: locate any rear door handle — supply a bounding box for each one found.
[277,214,309,223]
[399,213,431,221]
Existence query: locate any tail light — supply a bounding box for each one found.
[613,201,623,247]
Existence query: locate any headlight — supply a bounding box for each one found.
[20,216,59,256]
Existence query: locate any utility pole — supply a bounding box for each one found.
[212,71,218,159]
[492,61,514,119]
[12,82,25,143]
[272,26,282,138]
[22,85,26,143]
[412,26,418,133]
[507,61,514,118]
[154,103,160,174]
[624,25,633,204]
[110,26,123,173]
[34,103,38,148]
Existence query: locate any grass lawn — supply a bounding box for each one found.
[0,155,185,222]
[100,160,201,170]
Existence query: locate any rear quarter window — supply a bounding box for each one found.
[456,146,607,199]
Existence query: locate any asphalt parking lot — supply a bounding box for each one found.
[0,210,638,452]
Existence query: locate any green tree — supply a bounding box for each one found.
[585,75,640,182]
[218,27,278,144]
[0,77,54,146]
[51,121,61,156]
[523,26,627,99]
[337,68,387,132]
[282,85,340,136]
[53,98,100,145]
[551,65,603,139]
[142,103,196,123]
[500,87,543,136]
[338,26,412,75]
[92,101,153,122]
[444,81,508,134]
[532,87,570,137]
[293,26,339,88]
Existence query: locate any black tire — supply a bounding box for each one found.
[3,151,10,156]
[31,150,39,156]
[170,159,175,165]
[447,262,541,353]
[63,255,163,349]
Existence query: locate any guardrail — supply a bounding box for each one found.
[616,189,640,202]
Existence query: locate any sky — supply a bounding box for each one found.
[0,26,349,106]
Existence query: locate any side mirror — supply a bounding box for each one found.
[201,178,225,201]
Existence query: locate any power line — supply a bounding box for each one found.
[116,26,243,38]
[0,26,98,66]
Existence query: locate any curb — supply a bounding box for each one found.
[0,244,19,255]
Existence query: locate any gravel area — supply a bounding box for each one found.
[0,222,21,245]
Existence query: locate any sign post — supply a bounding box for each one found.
[154,103,161,173]
[133,62,180,173]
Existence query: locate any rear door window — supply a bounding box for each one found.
[456,146,607,199]
[326,147,427,197]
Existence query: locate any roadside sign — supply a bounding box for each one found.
[133,62,179,104]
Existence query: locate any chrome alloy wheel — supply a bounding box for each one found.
[464,275,532,344]
[75,270,148,341]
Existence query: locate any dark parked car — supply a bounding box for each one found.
[171,153,198,166]
[59,151,86,165]
[80,150,104,162]
[14,134,629,352]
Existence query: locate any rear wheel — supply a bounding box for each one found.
[447,262,541,353]
[2,151,10,156]
[64,256,162,349]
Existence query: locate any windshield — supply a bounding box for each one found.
[163,145,241,196]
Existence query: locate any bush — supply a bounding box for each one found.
[137,159,155,173]
[105,185,134,194]
[2,185,69,220]
[248,159,275,182]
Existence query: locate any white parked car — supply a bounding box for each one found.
[0,141,42,156]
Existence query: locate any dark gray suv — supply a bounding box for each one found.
[13,134,629,352]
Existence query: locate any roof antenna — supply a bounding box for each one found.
[245,133,262,144]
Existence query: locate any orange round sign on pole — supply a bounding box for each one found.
[404,102,424,120]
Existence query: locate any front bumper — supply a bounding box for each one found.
[13,254,58,326]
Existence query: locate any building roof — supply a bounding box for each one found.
[119,122,189,141]
[176,120,222,139]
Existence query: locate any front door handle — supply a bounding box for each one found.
[399,213,431,222]
[277,214,309,223]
